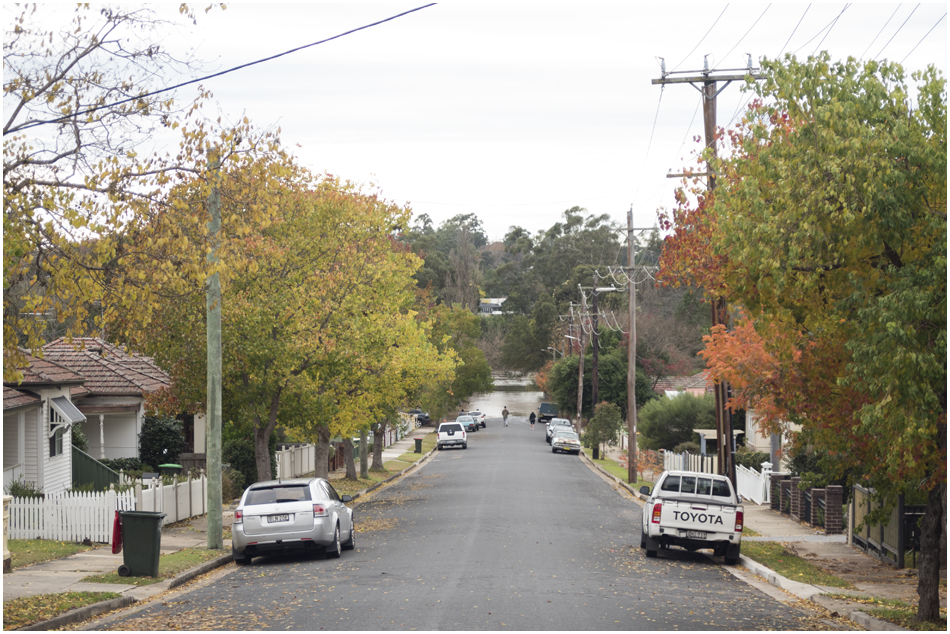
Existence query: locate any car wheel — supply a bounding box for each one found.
[342,522,356,551]
[552,447,557,453]
[640,535,646,549]
[462,442,468,449]
[437,445,443,451]
[326,523,342,559]
[232,545,251,565]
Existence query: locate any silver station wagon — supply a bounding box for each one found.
[232,478,355,564]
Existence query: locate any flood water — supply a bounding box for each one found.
[462,375,547,421]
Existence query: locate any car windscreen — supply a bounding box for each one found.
[245,485,312,506]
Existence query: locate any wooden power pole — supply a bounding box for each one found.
[206,151,223,550]
[652,55,763,487]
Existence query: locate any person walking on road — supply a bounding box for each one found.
[529,411,536,429]
[502,407,509,427]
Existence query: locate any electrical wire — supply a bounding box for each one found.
[900,11,946,65]
[793,4,850,56]
[714,4,771,69]
[778,4,810,57]
[813,3,851,56]
[672,4,729,72]
[7,3,437,135]
[861,4,901,59]
[630,86,665,212]
[876,4,921,60]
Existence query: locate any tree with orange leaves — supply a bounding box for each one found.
[660,54,945,622]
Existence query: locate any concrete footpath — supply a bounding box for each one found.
[590,439,946,632]
[2,426,436,630]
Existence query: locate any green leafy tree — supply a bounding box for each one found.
[638,393,715,451]
[139,414,186,470]
[585,401,624,460]
[660,54,945,621]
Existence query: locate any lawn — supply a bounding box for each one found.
[3,591,121,630]
[80,547,225,586]
[589,455,653,489]
[741,541,853,588]
[7,539,96,569]
[823,594,947,631]
[331,434,436,498]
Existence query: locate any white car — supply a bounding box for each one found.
[551,429,581,454]
[640,470,743,564]
[545,417,574,443]
[468,410,487,428]
[232,478,355,565]
[437,422,468,450]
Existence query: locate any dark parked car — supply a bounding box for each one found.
[409,408,431,427]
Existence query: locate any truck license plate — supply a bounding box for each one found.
[268,514,290,523]
[686,530,707,539]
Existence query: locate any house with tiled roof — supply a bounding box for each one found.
[41,337,173,462]
[652,371,714,398]
[3,352,87,495]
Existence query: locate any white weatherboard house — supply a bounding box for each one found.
[41,337,174,461]
[3,353,87,495]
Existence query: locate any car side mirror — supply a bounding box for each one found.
[639,486,651,496]
[341,495,353,503]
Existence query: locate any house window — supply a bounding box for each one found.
[49,426,64,457]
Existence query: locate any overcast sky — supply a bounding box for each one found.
[30,2,950,242]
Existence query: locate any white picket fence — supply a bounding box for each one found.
[134,472,208,525]
[662,450,719,474]
[275,445,317,480]
[736,463,774,505]
[7,472,209,541]
[7,490,135,542]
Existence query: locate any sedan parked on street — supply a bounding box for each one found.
[457,414,479,432]
[546,418,575,443]
[551,429,581,454]
[232,478,355,565]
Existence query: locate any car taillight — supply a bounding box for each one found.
[735,510,744,532]
[651,503,662,524]
[234,509,243,524]
[313,504,328,517]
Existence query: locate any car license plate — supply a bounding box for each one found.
[686,530,707,539]
[268,514,290,523]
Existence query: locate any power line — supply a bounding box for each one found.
[862,4,901,59]
[7,3,437,135]
[715,3,771,69]
[876,4,921,60]
[793,5,851,56]
[813,3,850,56]
[779,4,811,57]
[672,4,729,72]
[900,12,947,65]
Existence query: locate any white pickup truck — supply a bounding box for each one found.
[436,422,467,450]
[639,470,743,565]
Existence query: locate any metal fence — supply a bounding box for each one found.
[851,484,926,569]
[71,446,120,490]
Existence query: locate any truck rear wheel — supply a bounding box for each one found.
[724,543,740,565]
[644,535,659,558]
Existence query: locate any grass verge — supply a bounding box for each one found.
[741,541,853,588]
[588,454,653,490]
[7,539,96,569]
[80,547,224,586]
[3,591,121,630]
[332,434,437,497]
[823,594,947,631]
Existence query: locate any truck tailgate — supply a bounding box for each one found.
[659,499,737,535]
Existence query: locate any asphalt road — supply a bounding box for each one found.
[95,418,819,631]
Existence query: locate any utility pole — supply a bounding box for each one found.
[206,150,222,550]
[575,295,587,432]
[652,55,763,487]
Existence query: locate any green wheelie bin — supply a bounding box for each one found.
[117,511,166,577]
